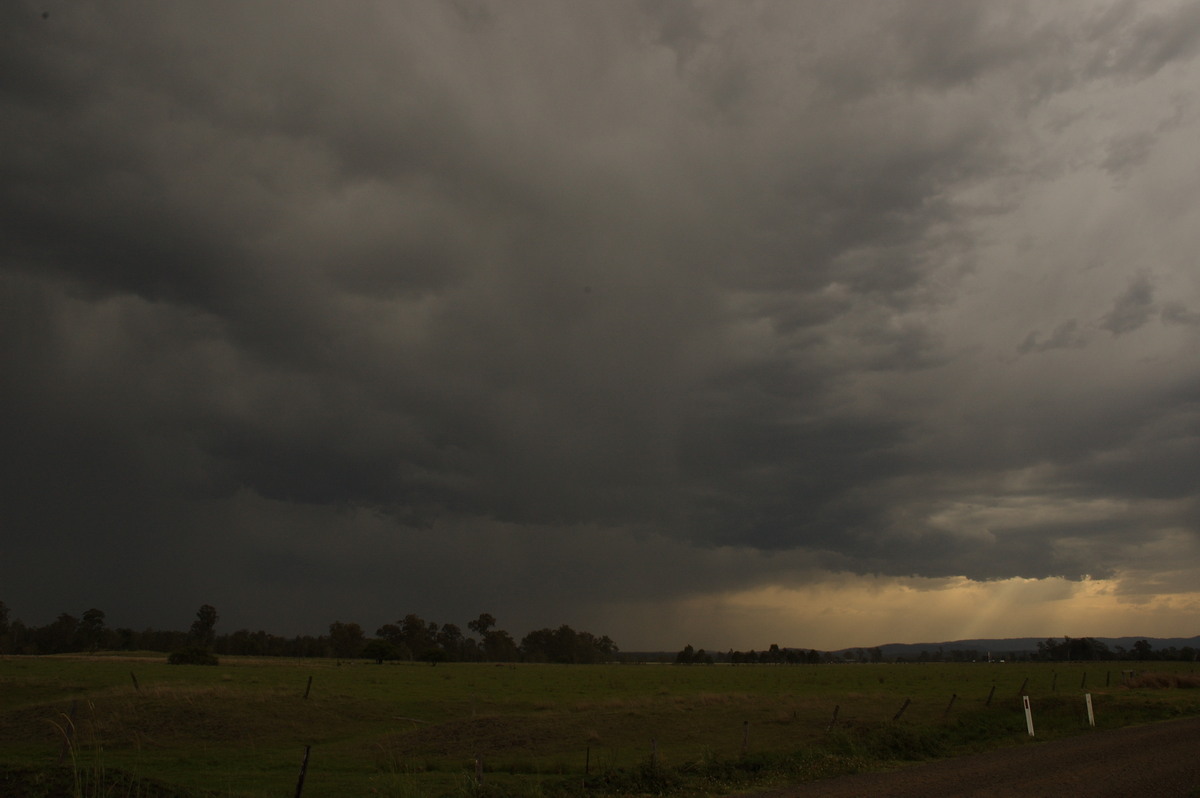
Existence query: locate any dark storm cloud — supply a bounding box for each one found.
[1100,275,1156,335]
[1017,319,1088,354]
[1162,303,1200,326]
[4,0,1200,634]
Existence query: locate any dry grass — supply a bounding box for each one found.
[5,657,1200,796]
[1126,672,1200,689]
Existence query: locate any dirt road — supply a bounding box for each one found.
[754,715,1200,797]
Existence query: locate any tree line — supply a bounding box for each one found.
[0,601,618,664]
[1033,636,1198,662]
[674,643,840,665]
[673,637,1199,664]
[892,638,1196,663]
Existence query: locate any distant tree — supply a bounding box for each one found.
[329,621,366,659]
[520,625,617,664]
[42,613,79,653]
[1133,639,1154,661]
[1077,637,1110,661]
[375,624,413,660]
[190,604,219,648]
[458,635,481,661]
[77,608,107,652]
[362,639,401,664]
[8,619,30,654]
[142,627,189,653]
[0,601,9,653]
[376,623,403,645]
[437,623,465,660]
[519,627,553,663]
[482,629,519,662]
[675,644,696,664]
[594,634,618,659]
[468,613,496,637]
[115,628,136,651]
[399,614,434,658]
[419,647,448,665]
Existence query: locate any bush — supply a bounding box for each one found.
[167,646,219,665]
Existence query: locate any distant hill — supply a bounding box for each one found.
[624,635,1200,664]
[864,635,1200,660]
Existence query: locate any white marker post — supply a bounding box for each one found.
[1085,693,1095,727]
[1022,695,1035,737]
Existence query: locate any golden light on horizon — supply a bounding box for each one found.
[635,572,1200,652]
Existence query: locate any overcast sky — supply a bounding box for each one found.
[3,1,1199,651]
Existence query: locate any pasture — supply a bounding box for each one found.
[2,654,1199,796]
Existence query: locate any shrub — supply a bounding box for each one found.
[167,646,219,665]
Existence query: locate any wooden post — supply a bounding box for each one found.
[294,745,310,798]
[1106,671,1111,687]
[741,720,749,756]
[1017,677,1029,696]
[304,675,313,699]
[1081,671,1087,689]
[943,693,957,717]
[827,704,840,731]
[130,671,140,692]
[892,698,911,722]
[985,685,996,706]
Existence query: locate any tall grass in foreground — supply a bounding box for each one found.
[2,655,1199,796]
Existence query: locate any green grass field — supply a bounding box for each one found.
[2,654,1199,797]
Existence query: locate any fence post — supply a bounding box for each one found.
[294,745,311,798]
[1022,696,1035,737]
[1085,693,1095,728]
[741,720,749,756]
[827,705,840,731]
[985,684,996,706]
[130,672,140,692]
[943,693,957,717]
[893,698,911,722]
[304,675,313,699]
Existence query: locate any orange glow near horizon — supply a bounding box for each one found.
[617,573,1200,652]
